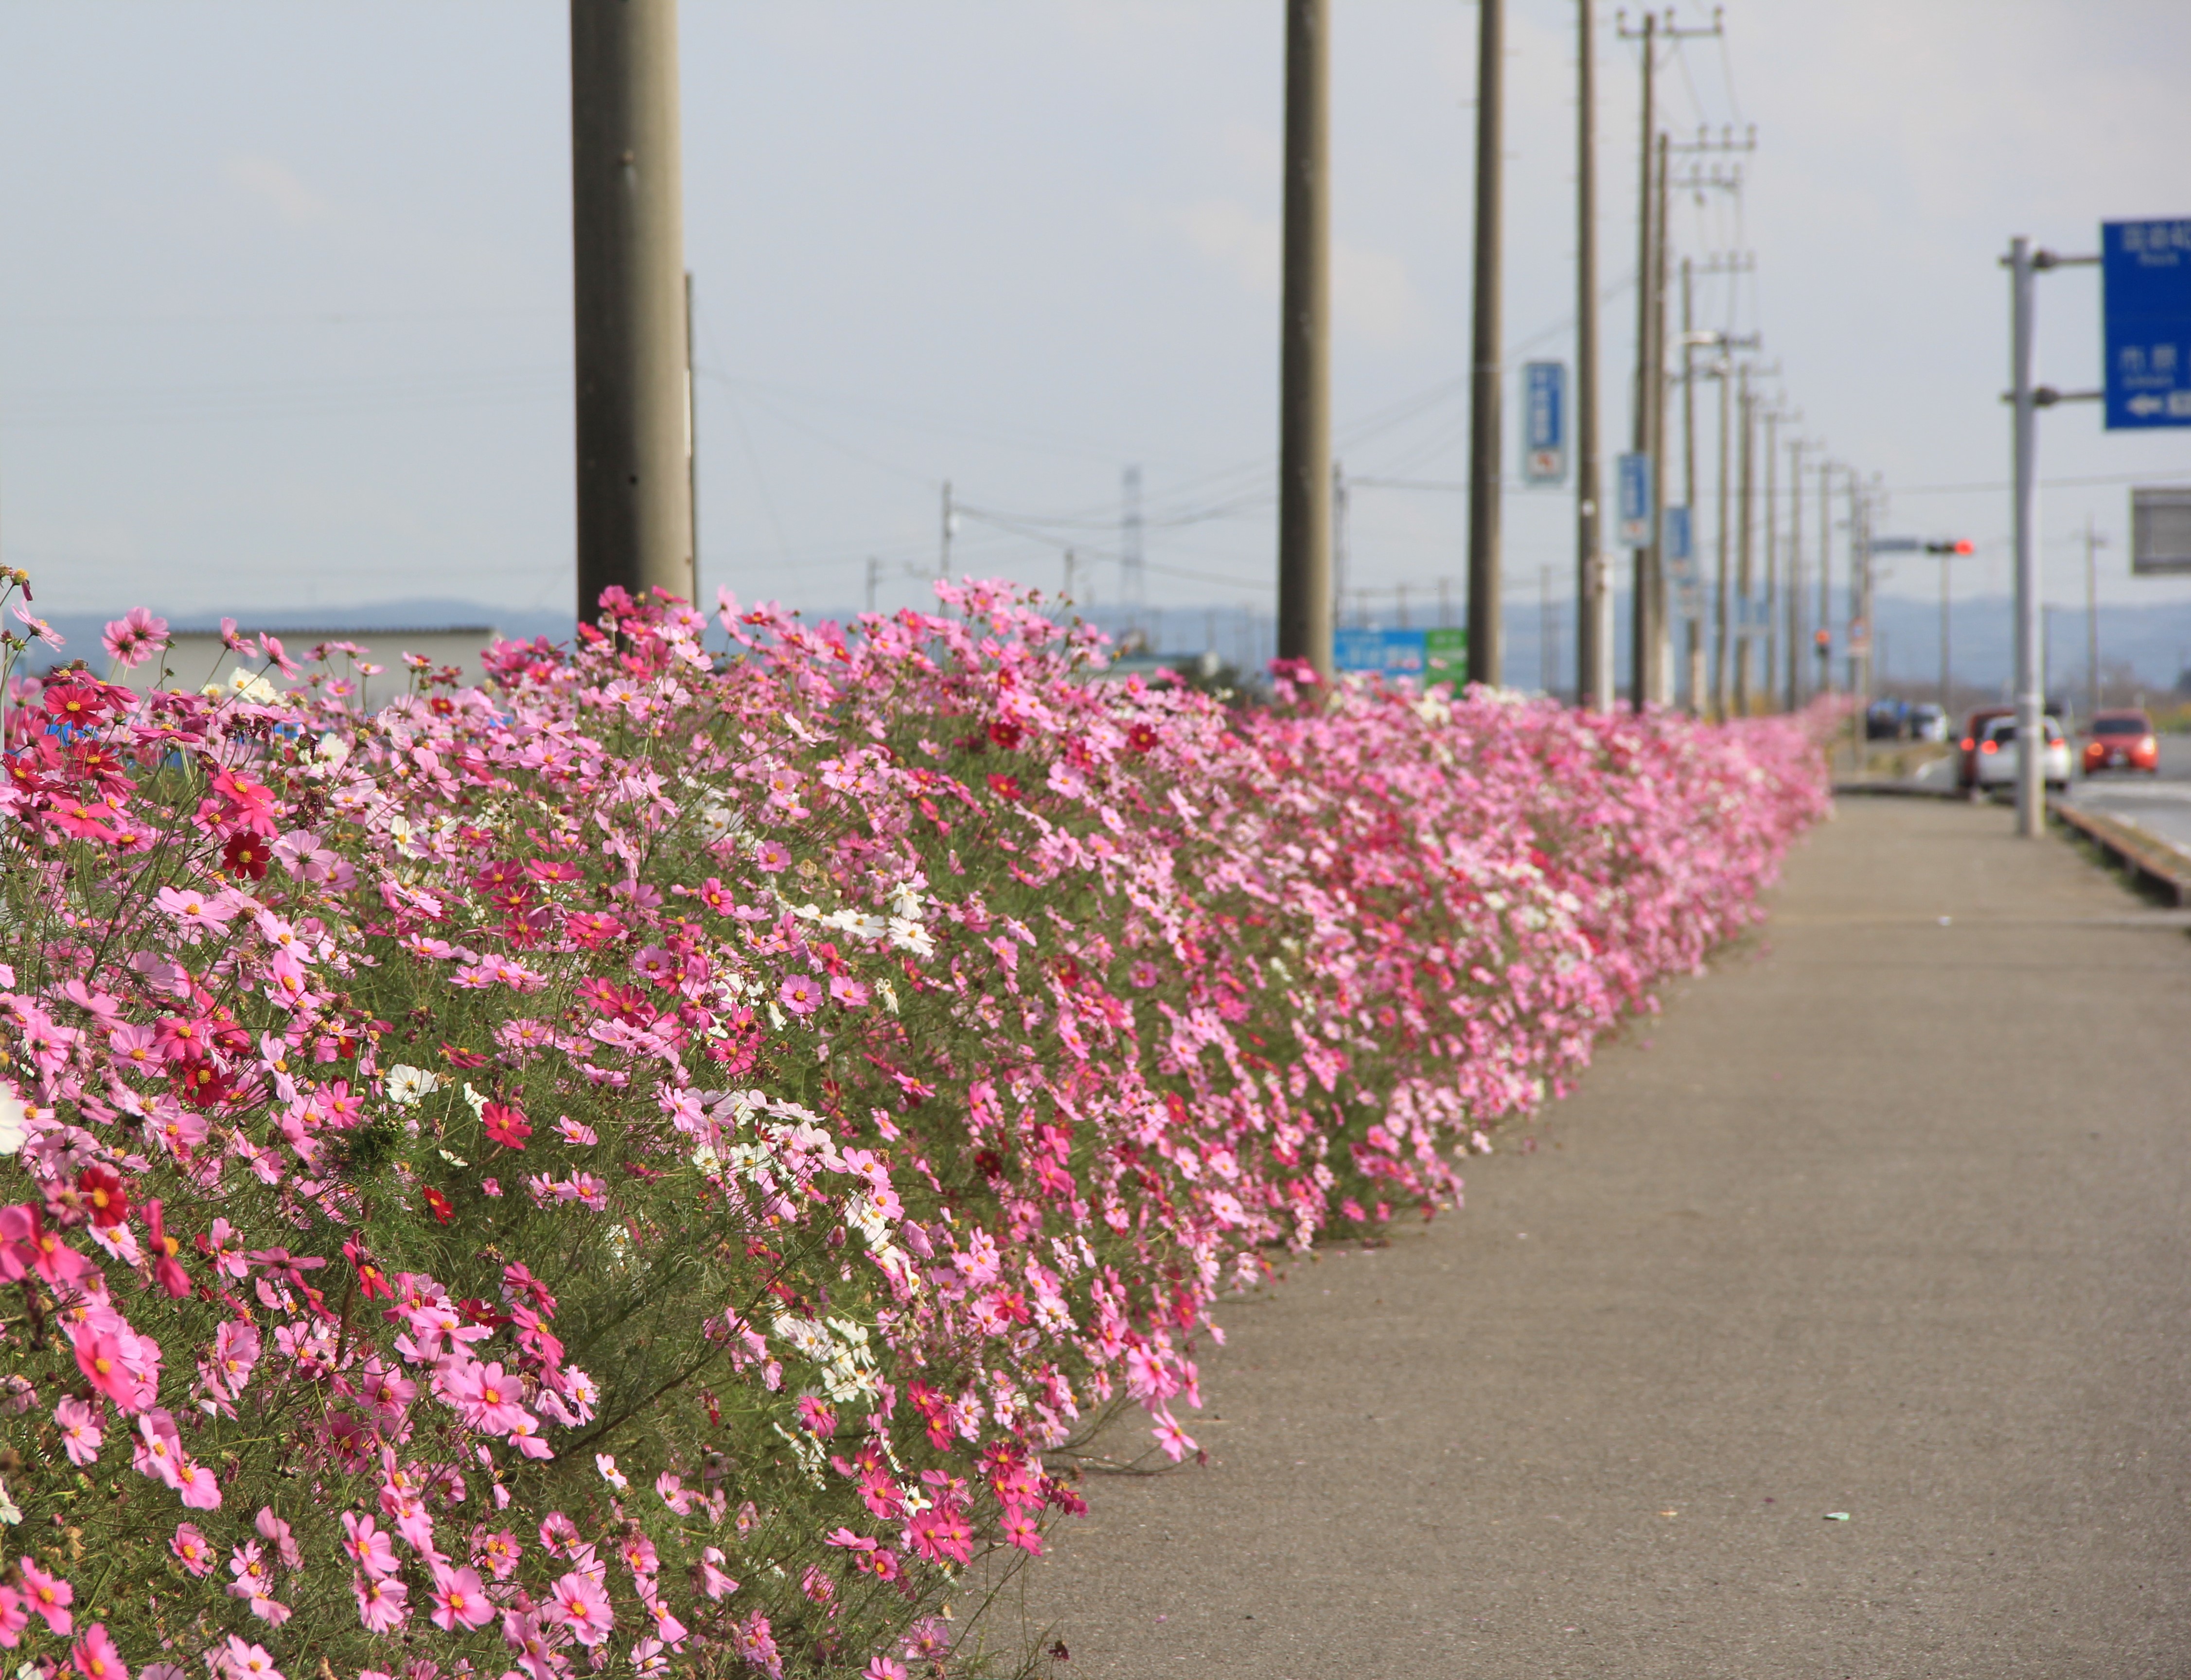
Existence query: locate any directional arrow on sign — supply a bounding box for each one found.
[2130,393,2166,417]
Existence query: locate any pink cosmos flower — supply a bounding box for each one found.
[1001,1508,1044,1555]
[170,1524,215,1577]
[472,1527,522,1581]
[427,1563,494,1632]
[341,1511,398,1575]
[865,1661,910,1680]
[778,974,822,1016]
[829,975,870,1007]
[72,1329,136,1413]
[353,1572,409,1634]
[70,1622,127,1680]
[0,1584,25,1649]
[642,1594,688,1647]
[1151,1407,1198,1462]
[132,1409,183,1488]
[543,1569,614,1647]
[173,1456,223,1510]
[101,607,170,669]
[19,1559,72,1635]
[215,1641,281,1680]
[752,840,791,873]
[53,1396,102,1467]
[696,1547,738,1601]
[253,1506,301,1571]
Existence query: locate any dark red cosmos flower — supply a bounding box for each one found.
[43,681,119,727]
[77,1164,129,1228]
[342,1240,393,1300]
[987,720,1024,751]
[441,1042,491,1070]
[986,773,1023,803]
[174,1060,228,1110]
[474,859,527,892]
[481,1102,531,1150]
[422,1187,455,1225]
[144,1200,190,1297]
[222,833,271,880]
[1127,723,1160,753]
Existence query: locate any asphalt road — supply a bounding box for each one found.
[1012,798,2191,1679]
[2063,733,2191,856]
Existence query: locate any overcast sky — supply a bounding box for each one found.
[5,0,2189,635]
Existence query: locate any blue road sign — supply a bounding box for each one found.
[1334,627,1428,675]
[1616,453,1654,546]
[1523,362,1567,484]
[1663,505,1692,562]
[2103,219,2191,429]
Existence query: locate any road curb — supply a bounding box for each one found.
[2050,797,2191,907]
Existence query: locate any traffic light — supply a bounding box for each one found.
[1813,628,1831,654]
[1924,538,1976,555]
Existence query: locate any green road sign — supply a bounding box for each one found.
[1425,626,1468,680]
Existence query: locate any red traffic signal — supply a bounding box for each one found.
[1813,628,1831,648]
[1925,538,1976,555]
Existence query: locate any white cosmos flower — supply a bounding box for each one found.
[384,1065,441,1107]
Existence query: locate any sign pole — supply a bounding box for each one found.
[2009,236,2044,838]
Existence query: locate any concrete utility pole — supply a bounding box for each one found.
[1574,0,1608,708]
[1121,465,1145,625]
[571,0,694,618]
[2084,514,2106,720]
[1847,474,1866,704]
[1623,11,1657,714]
[939,481,954,579]
[1713,354,1732,718]
[684,271,698,597]
[1734,368,1754,713]
[1679,259,1700,715]
[1331,461,1350,627]
[2008,237,2042,836]
[1277,0,1334,682]
[1762,404,1779,707]
[1817,459,1834,694]
[1466,0,1504,686]
[1785,437,1806,712]
[1647,131,1672,703]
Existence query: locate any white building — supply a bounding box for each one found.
[115,624,501,711]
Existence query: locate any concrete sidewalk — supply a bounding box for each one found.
[1012,799,2191,1679]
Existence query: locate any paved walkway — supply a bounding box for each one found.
[1015,799,2191,1679]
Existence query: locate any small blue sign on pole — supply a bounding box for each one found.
[1523,362,1567,484]
[1616,453,1654,547]
[2103,218,2191,429]
[1662,505,1692,562]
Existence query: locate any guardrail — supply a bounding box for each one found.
[2049,798,2191,907]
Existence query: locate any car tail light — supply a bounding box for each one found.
[1979,739,1998,754]
[1960,737,1975,751]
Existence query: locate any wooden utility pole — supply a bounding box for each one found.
[1466,0,1504,686]
[1574,0,1607,708]
[571,0,694,618]
[1276,0,1334,682]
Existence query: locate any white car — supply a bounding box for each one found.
[1972,713,2072,793]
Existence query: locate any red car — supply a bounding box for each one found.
[1957,705,2016,791]
[2083,708,2160,774]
